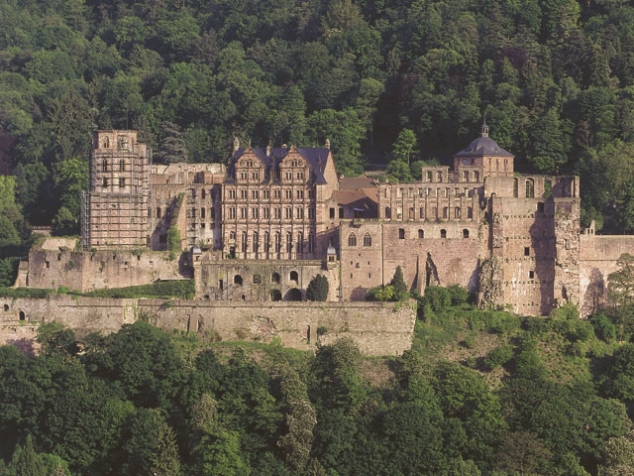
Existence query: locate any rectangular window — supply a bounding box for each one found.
[252,190,259,199]
[297,190,304,199]
[274,190,281,199]
[399,228,405,239]
[263,208,270,219]
[285,190,292,199]
[285,208,292,219]
[524,247,530,256]
[229,208,236,219]
[252,172,259,180]
[240,190,247,199]
[330,208,335,219]
[263,190,270,199]
[252,208,259,219]
[285,172,292,180]
[274,208,281,219]
[296,208,304,219]
[229,190,236,199]
[240,208,247,219]
[297,172,304,180]
[339,207,344,219]
[102,178,108,188]
[240,172,247,180]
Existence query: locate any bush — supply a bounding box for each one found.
[0,257,19,287]
[483,344,514,370]
[591,312,617,342]
[307,275,329,301]
[423,286,451,313]
[84,280,195,299]
[366,285,395,301]
[447,284,470,306]
[166,226,181,260]
[0,288,52,298]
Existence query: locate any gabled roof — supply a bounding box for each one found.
[225,147,331,184]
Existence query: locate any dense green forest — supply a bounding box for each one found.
[4,0,634,233]
[3,289,634,475]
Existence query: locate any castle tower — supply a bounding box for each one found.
[81,131,151,249]
[452,123,514,182]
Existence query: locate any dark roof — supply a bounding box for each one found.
[226,147,330,184]
[453,136,513,158]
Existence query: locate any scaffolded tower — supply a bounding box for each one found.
[81,131,151,249]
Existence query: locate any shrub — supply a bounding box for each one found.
[590,312,617,342]
[483,344,514,370]
[307,275,329,301]
[366,285,395,301]
[423,286,451,313]
[447,284,470,306]
[166,226,181,260]
[84,280,195,299]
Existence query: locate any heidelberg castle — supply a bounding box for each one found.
[61,126,634,317]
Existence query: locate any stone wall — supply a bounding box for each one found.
[0,296,416,356]
[579,234,634,316]
[26,244,187,292]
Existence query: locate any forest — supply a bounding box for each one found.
[3,0,634,233]
[3,288,634,475]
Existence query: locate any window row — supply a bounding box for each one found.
[227,189,313,200]
[102,178,126,188]
[227,207,313,220]
[385,206,474,220]
[101,159,128,172]
[228,231,316,253]
[347,233,372,247]
[234,271,299,286]
[397,228,470,239]
[391,187,477,199]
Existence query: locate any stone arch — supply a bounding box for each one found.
[526,178,535,198]
[285,288,303,301]
[348,233,357,247]
[3,304,8,312]
[234,275,243,286]
[272,272,281,284]
[19,310,25,321]
[463,229,469,238]
[290,270,299,283]
[253,274,262,284]
[440,229,447,238]
[363,233,372,246]
[270,289,282,301]
[418,229,424,239]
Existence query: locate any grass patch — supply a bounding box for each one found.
[0,288,54,298]
[81,280,195,299]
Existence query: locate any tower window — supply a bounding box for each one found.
[399,228,405,239]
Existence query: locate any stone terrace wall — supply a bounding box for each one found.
[579,234,634,317]
[0,296,416,356]
[26,248,186,292]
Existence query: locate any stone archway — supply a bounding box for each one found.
[285,288,303,301]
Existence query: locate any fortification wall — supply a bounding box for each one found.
[339,220,483,301]
[26,247,186,292]
[0,296,415,356]
[579,235,634,316]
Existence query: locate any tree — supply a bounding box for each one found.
[390,266,409,301]
[156,122,189,164]
[392,129,417,166]
[608,254,634,339]
[10,435,47,476]
[307,275,329,301]
[599,430,634,476]
[51,206,78,236]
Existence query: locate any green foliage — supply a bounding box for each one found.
[82,280,194,299]
[390,266,409,301]
[591,312,617,342]
[51,206,78,237]
[306,275,329,301]
[483,344,515,370]
[0,257,19,288]
[167,226,181,260]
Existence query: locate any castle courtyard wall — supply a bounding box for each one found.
[579,234,634,316]
[0,296,416,356]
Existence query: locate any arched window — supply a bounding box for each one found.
[408,207,414,219]
[419,207,425,219]
[443,207,448,219]
[526,178,535,198]
[348,233,357,246]
[234,275,243,286]
[418,229,424,239]
[467,207,473,219]
[270,289,282,301]
[253,232,259,252]
[229,231,236,240]
[363,234,372,246]
[241,232,248,252]
[463,229,469,238]
[253,274,262,284]
[455,207,461,219]
[290,271,299,283]
[103,136,110,148]
[440,229,447,238]
[297,232,304,253]
[272,272,281,283]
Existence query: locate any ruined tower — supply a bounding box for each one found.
[81,131,151,249]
